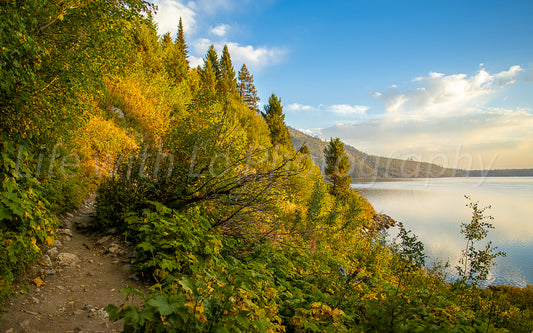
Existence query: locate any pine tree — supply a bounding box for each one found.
[175,18,189,66]
[299,145,310,154]
[324,138,352,196]
[206,45,221,81]
[161,31,187,83]
[262,94,293,148]
[237,64,260,112]
[219,45,237,94]
[161,32,172,45]
[200,58,217,103]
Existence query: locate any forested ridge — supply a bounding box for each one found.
[1,1,532,332]
[290,128,467,180]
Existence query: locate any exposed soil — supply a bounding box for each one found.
[0,195,149,333]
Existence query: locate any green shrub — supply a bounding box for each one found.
[0,142,58,303]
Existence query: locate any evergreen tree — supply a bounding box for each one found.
[200,58,217,103]
[299,145,310,154]
[206,45,221,81]
[132,14,162,71]
[324,138,352,196]
[219,45,237,94]
[175,18,189,66]
[161,31,187,83]
[161,32,172,45]
[262,94,293,148]
[237,64,260,112]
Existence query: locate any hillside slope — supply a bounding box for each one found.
[289,127,466,180]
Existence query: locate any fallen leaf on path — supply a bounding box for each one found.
[33,277,45,287]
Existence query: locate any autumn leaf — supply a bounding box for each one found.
[33,277,44,287]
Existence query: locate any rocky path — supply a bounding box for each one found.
[0,195,148,333]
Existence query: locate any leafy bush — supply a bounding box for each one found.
[0,142,58,302]
[456,196,506,286]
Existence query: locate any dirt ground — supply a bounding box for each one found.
[0,196,149,333]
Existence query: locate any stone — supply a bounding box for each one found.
[57,253,81,267]
[56,228,73,237]
[45,269,56,275]
[46,247,59,259]
[88,308,109,320]
[54,239,63,248]
[75,215,93,229]
[29,265,44,276]
[41,254,52,267]
[109,105,125,118]
[60,218,73,230]
[108,244,120,254]
[97,236,111,245]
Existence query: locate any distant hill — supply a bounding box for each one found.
[289,127,466,180]
[467,169,533,177]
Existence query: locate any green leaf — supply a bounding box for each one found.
[0,206,12,221]
[147,295,174,316]
[179,279,194,292]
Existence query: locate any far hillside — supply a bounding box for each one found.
[467,169,533,177]
[289,127,466,180]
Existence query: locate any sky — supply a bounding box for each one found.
[152,0,533,169]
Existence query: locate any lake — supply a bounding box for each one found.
[353,177,533,287]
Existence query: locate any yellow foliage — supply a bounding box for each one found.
[45,236,54,246]
[104,75,172,144]
[75,114,137,177]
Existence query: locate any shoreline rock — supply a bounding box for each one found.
[363,213,397,234]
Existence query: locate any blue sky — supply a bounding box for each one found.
[153,0,533,169]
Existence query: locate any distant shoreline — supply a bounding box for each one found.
[464,169,533,177]
[352,171,533,183]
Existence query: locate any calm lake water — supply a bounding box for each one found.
[353,177,533,287]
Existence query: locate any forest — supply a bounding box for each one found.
[1,1,532,331]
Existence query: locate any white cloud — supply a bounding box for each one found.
[188,55,204,68]
[494,65,522,86]
[297,128,324,138]
[194,38,212,54]
[226,42,286,71]
[193,39,287,72]
[286,103,315,112]
[286,103,369,116]
[328,104,369,115]
[153,0,196,37]
[373,66,523,120]
[210,24,230,37]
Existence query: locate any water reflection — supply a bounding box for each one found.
[353,177,533,287]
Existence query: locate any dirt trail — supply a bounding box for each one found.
[0,195,148,333]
